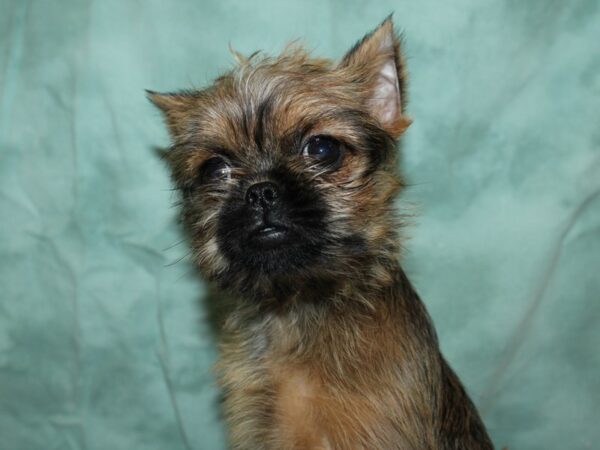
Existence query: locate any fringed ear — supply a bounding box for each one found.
[146,90,197,138]
[339,16,411,138]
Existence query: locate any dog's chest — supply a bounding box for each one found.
[267,360,418,450]
[223,310,428,449]
[271,367,332,449]
[264,347,406,450]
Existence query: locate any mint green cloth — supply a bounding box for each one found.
[1,1,598,449]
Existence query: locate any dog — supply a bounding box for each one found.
[149,16,494,450]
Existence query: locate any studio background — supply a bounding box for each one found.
[1,1,599,449]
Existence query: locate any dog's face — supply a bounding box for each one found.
[150,18,411,295]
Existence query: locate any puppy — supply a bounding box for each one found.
[149,16,494,450]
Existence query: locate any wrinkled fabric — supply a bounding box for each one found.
[0,1,598,449]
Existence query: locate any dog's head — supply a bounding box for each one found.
[150,18,411,296]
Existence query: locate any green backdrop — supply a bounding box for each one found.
[1,1,599,449]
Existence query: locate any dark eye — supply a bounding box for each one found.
[302,135,344,168]
[198,157,231,183]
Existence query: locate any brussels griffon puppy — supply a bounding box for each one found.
[149,17,494,450]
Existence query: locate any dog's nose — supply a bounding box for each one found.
[246,181,280,209]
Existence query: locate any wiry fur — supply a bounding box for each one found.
[149,17,493,450]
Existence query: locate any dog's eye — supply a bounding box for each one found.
[199,157,231,183]
[302,136,343,168]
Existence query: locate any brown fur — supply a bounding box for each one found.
[150,17,494,450]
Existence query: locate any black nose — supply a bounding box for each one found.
[245,181,280,209]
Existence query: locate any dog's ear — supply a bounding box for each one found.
[146,90,197,138]
[339,16,411,138]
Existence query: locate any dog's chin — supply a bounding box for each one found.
[217,225,325,282]
[249,234,323,276]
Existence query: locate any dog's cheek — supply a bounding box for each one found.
[318,152,369,232]
[196,235,229,277]
[179,192,230,276]
[327,168,399,250]
[362,171,402,249]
